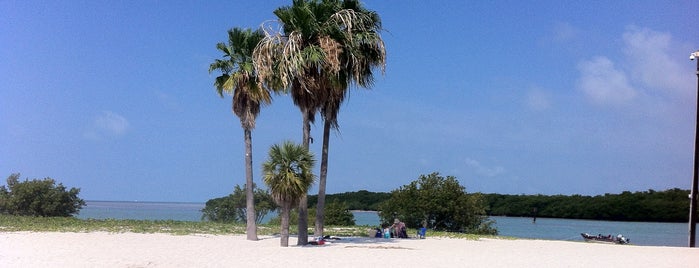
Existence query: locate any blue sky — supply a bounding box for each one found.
[1,1,698,202]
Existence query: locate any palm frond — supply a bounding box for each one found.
[209,27,272,130]
[262,141,316,205]
[253,0,386,132]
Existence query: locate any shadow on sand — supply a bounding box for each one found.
[306,236,415,249]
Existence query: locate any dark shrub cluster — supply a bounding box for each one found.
[0,173,85,217]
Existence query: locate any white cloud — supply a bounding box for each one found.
[576,27,693,107]
[525,86,551,111]
[84,111,129,140]
[622,26,692,99]
[576,56,636,105]
[464,158,505,178]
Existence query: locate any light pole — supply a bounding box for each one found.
[690,50,699,247]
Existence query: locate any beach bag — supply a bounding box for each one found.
[399,226,407,238]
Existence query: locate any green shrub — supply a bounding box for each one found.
[0,173,85,217]
[324,201,355,226]
[267,201,356,226]
[201,184,277,224]
[378,172,497,235]
[201,195,239,223]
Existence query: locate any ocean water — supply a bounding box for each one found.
[77,201,380,225]
[77,201,690,247]
[77,201,205,222]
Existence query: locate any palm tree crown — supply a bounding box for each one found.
[263,141,316,205]
[210,28,271,130]
[254,0,385,98]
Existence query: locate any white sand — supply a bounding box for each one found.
[1,232,698,267]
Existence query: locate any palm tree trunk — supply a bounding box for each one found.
[298,196,309,245]
[314,119,331,237]
[297,108,312,245]
[280,202,291,247]
[244,128,257,241]
[302,108,312,149]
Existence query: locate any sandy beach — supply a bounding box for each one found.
[1,232,698,267]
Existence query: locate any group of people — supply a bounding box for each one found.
[374,219,409,238]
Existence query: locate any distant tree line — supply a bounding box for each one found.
[307,190,390,211]
[308,188,690,222]
[483,188,689,222]
[205,185,691,225]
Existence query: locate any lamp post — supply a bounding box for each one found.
[690,50,699,247]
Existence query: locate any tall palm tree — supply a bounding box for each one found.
[209,27,270,241]
[254,0,385,240]
[315,0,386,238]
[262,141,316,247]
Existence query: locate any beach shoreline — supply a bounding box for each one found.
[2,232,698,267]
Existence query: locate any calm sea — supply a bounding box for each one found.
[77,201,690,247]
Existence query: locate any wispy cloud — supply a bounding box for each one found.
[576,26,691,106]
[464,158,505,178]
[622,26,692,99]
[525,86,551,111]
[539,21,580,48]
[576,56,636,105]
[551,21,579,43]
[84,111,129,140]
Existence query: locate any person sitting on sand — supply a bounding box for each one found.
[391,219,407,238]
[374,227,383,238]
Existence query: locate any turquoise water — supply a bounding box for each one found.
[492,216,688,247]
[77,201,690,247]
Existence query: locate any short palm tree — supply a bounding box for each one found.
[262,141,316,247]
[209,27,270,241]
